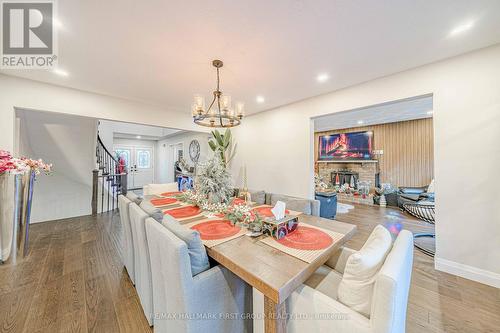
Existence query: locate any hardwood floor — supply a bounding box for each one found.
[0,204,499,332]
[0,213,151,333]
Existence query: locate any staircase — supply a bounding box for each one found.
[92,135,128,214]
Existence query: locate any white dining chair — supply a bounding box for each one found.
[129,203,154,326]
[253,229,414,333]
[118,195,135,285]
[143,182,178,196]
[145,218,253,333]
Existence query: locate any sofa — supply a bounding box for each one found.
[373,185,433,208]
[238,189,321,217]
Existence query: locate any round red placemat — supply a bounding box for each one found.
[164,206,201,219]
[160,191,182,197]
[150,197,177,206]
[191,220,241,240]
[277,226,333,250]
[253,206,290,218]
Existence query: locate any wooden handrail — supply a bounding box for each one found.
[97,135,119,164]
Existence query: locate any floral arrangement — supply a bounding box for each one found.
[194,154,233,204]
[224,201,269,233]
[176,190,268,232]
[314,173,329,190]
[0,150,52,175]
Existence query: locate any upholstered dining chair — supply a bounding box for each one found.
[118,195,135,285]
[143,182,179,196]
[144,218,253,333]
[129,203,154,326]
[253,229,414,333]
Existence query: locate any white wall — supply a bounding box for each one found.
[157,132,212,183]
[0,74,207,259]
[0,74,208,155]
[15,110,98,223]
[231,44,500,287]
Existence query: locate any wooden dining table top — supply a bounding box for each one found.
[207,214,357,304]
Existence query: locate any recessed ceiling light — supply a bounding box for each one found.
[136,135,141,139]
[316,73,330,83]
[256,95,265,103]
[53,68,69,77]
[448,21,475,37]
[357,120,364,125]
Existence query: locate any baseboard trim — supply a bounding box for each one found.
[435,257,500,288]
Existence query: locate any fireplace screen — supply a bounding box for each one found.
[331,171,359,189]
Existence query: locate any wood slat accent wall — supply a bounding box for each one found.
[314,118,434,187]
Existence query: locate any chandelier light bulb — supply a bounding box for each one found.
[194,94,205,111]
[236,102,245,118]
[221,95,231,110]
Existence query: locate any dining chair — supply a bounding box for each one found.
[118,195,135,285]
[144,218,253,333]
[143,182,179,196]
[129,203,154,326]
[253,229,413,333]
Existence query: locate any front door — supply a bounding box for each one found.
[114,145,154,190]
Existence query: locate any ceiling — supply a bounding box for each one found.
[99,120,183,141]
[2,1,500,116]
[314,95,433,132]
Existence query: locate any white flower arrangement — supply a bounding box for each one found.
[195,154,233,204]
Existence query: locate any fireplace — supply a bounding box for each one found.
[331,170,359,189]
[317,161,379,190]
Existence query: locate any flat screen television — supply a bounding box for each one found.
[318,131,373,161]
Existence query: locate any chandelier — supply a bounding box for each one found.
[192,60,245,128]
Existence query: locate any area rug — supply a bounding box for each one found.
[337,203,355,214]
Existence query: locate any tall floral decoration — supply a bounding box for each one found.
[0,150,52,262]
[194,154,233,204]
[0,150,53,175]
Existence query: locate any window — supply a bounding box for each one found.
[115,149,130,166]
[136,149,151,168]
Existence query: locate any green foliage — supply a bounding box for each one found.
[195,154,233,204]
[208,129,237,168]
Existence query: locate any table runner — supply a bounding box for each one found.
[259,224,344,263]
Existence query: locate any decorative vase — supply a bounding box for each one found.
[0,171,35,264]
[0,173,14,263]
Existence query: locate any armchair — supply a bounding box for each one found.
[254,230,414,333]
[286,230,413,333]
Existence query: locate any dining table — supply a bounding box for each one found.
[149,194,357,333]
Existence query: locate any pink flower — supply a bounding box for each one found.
[0,159,15,174]
[0,150,12,160]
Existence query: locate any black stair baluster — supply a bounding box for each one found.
[101,171,104,213]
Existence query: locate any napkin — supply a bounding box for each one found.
[271,201,287,220]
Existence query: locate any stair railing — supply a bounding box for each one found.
[92,135,128,215]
